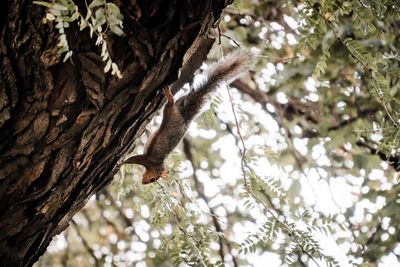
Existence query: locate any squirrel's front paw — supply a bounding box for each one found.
[160,168,169,179]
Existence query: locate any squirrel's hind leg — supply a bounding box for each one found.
[163,86,174,103]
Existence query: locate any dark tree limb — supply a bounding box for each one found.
[356,139,400,171]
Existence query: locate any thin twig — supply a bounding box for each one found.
[182,138,239,267]
[216,43,321,265]
[71,219,100,267]
[157,182,208,267]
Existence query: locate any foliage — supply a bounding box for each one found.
[34,0,123,77]
[35,0,400,266]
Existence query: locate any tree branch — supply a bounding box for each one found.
[182,138,239,267]
[71,220,100,267]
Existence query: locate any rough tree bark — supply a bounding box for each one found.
[0,0,230,266]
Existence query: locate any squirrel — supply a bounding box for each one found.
[118,50,254,184]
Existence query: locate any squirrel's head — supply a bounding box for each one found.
[142,168,169,185]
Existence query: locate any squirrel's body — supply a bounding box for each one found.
[120,51,253,184]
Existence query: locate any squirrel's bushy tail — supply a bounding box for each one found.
[177,50,254,122]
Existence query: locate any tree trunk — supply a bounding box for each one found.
[0,0,229,266]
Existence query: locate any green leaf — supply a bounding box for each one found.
[89,0,104,9]
[52,3,68,11]
[110,25,124,36]
[33,1,53,8]
[106,3,123,19]
[343,38,376,70]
